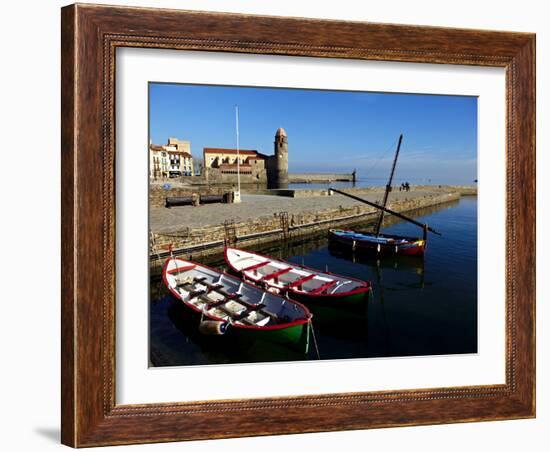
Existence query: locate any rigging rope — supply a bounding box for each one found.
[309,319,321,360]
[361,136,400,181]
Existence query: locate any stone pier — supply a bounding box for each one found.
[149,186,474,265]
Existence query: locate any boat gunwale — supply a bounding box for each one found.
[224,247,372,299]
[162,258,312,331]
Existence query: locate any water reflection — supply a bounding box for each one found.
[329,243,425,286]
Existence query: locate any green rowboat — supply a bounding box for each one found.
[163,258,312,352]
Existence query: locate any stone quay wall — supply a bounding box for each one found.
[150,191,460,262]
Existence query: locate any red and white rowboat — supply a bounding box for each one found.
[224,247,371,305]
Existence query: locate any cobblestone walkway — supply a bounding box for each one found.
[150,188,441,233]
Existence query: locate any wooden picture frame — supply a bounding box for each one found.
[61,3,535,447]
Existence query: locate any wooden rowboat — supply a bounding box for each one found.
[163,258,312,350]
[329,229,426,256]
[224,247,371,306]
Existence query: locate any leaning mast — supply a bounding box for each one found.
[374,134,403,236]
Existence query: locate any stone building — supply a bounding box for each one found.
[202,128,289,187]
[203,148,268,183]
[149,137,194,179]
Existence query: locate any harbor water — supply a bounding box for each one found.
[150,196,477,366]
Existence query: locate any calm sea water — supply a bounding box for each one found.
[149,196,477,366]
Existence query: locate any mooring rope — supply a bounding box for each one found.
[309,319,321,360]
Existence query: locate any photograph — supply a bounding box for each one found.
[148,83,479,367]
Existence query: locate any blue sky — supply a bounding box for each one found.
[149,83,477,184]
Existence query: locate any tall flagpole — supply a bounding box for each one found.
[234,105,241,203]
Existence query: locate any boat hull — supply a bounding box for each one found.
[233,321,308,349]
[178,302,309,351]
[167,299,310,355]
[329,230,426,256]
[284,287,368,308]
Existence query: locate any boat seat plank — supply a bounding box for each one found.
[246,302,266,311]
[286,274,315,288]
[231,298,275,319]
[242,261,270,272]
[235,301,277,321]
[261,267,293,281]
[251,308,277,321]
[186,275,280,321]
[167,264,196,274]
[193,279,234,297]
[178,280,220,296]
[238,317,259,326]
[199,295,275,323]
[200,297,232,309]
[198,295,241,309]
[205,303,245,320]
[309,280,338,295]
[177,277,206,287]
[198,281,271,310]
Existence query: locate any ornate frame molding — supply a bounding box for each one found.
[61,4,535,447]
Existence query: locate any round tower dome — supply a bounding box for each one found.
[275,127,287,137]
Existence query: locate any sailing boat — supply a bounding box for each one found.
[328,229,427,256]
[328,135,439,256]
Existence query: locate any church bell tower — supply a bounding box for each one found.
[273,127,289,189]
